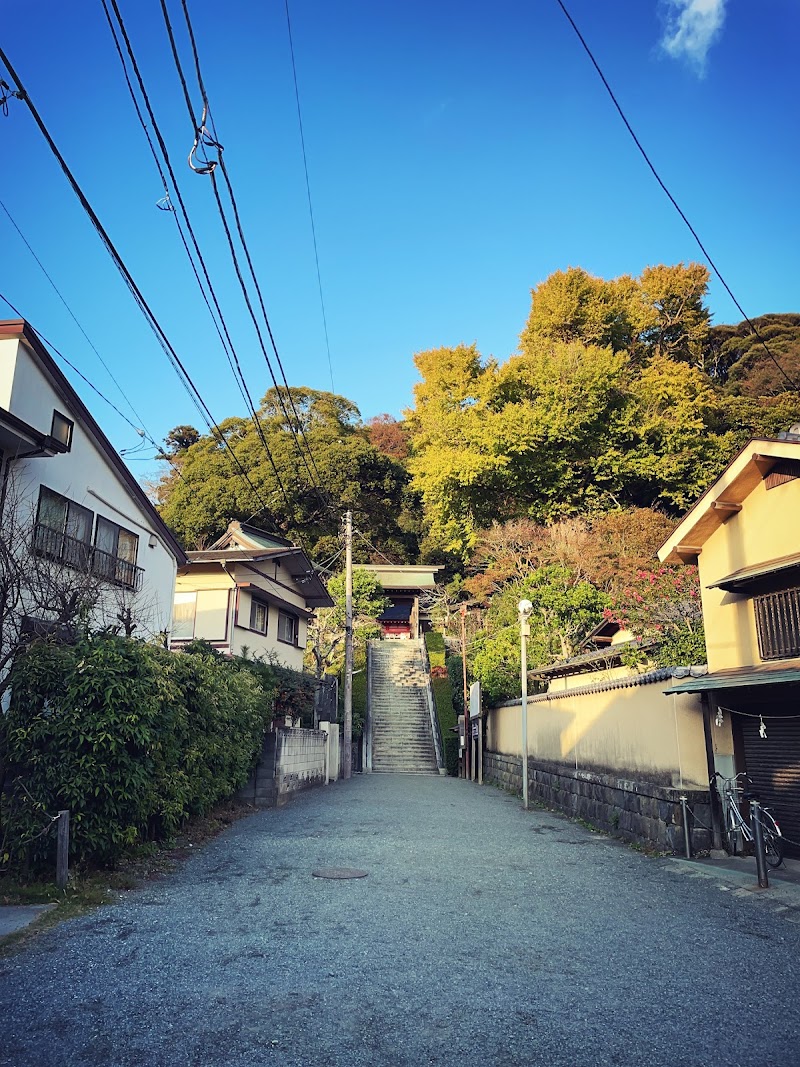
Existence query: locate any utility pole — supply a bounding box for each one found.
[343,509,353,779]
[460,604,470,780]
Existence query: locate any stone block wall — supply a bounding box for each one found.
[237,728,328,807]
[275,728,327,801]
[484,751,713,853]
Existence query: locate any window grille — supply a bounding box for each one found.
[754,587,800,661]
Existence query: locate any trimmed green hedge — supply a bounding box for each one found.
[0,636,306,871]
[425,632,458,776]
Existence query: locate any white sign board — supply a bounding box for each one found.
[469,681,481,720]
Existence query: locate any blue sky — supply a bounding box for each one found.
[1,0,798,481]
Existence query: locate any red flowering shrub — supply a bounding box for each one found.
[606,565,706,666]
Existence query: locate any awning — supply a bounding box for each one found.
[707,553,800,593]
[664,665,800,695]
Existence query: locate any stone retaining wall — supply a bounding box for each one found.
[484,751,713,853]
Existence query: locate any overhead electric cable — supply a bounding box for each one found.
[555,0,798,391]
[0,195,151,432]
[0,291,190,486]
[283,0,335,394]
[100,0,294,515]
[162,0,336,512]
[0,288,147,438]
[353,526,397,566]
[0,44,278,525]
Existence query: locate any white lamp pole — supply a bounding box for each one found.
[518,599,532,810]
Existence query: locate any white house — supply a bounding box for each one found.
[170,521,333,670]
[0,318,186,639]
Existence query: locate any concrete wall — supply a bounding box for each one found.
[484,753,713,853]
[239,728,328,807]
[485,673,708,788]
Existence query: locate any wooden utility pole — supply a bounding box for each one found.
[343,510,353,779]
[460,604,469,780]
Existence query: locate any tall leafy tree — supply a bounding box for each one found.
[157,387,420,562]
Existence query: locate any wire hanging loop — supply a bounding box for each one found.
[156,194,174,212]
[188,104,223,174]
[0,77,23,118]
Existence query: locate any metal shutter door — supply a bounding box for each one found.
[741,714,800,858]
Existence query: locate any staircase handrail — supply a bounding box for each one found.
[418,636,445,772]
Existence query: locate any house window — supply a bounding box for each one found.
[50,410,74,451]
[34,486,93,569]
[754,587,800,661]
[94,516,140,589]
[172,591,197,641]
[277,610,299,645]
[250,599,268,634]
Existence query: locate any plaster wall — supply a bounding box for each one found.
[698,477,800,671]
[485,680,708,787]
[2,339,178,634]
[173,567,308,668]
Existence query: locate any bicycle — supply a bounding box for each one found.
[710,771,785,868]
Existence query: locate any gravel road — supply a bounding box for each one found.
[2,773,799,1067]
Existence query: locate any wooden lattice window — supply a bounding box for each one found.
[754,586,800,660]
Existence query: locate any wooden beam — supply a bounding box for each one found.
[712,500,743,522]
[753,453,777,478]
[676,544,702,563]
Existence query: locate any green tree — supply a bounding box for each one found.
[305,569,389,681]
[470,566,609,705]
[157,387,420,562]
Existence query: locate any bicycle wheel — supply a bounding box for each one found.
[759,810,785,868]
[764,832,784,868]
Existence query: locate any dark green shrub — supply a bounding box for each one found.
[425,631,446,656]
[446,654,465,717]
[2,634,269,872]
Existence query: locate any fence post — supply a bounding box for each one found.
[751,799,769,889]
[679,795,692,859]
[56,810,70,889]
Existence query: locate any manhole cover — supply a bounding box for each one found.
[311,868,368,880]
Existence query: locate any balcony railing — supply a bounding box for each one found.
[33,523,144,592]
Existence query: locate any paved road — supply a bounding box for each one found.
[2,774,800,1067]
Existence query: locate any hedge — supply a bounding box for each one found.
[425,632,459,776]
[0,635,308,872]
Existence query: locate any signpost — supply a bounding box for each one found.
[469,680,482,784]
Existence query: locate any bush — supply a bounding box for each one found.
[1,634,272,871]
[427,634,459,777]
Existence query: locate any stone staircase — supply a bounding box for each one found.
[369,640,440,775]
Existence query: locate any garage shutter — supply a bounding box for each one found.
[740,714,800,858]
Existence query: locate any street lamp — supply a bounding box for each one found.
[518,599,532,810]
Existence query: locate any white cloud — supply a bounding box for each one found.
[660,0,727,74]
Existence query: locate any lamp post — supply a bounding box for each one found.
[518,599,532,810]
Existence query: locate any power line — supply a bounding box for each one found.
[555,0,798,392]
[164,0,336,513]
[0,195,152,433]
[0,44,278,526]
[0,288,146,439]
[353,525,397,566]
[284,0,335,394]
[100,0,294,517]
[0,292,190,489]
